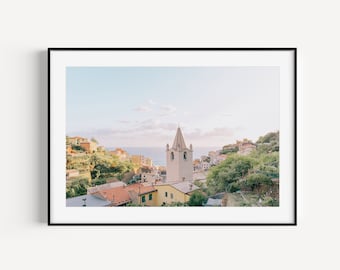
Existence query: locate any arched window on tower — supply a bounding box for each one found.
[183,151,187,160]
[171,152,174,160]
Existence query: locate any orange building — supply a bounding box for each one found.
[110,148,129,161]
[90,183,157,206]
[80,141,97,153]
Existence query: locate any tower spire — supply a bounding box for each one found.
[172,127,187,150]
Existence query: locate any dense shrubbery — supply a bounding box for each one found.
[256,131,279,153]
[243,173,272,191]
[220,145,239,154]
[66,153,134,198]
[71,145,85,152]
[207,155,254,194]
[66,178,91,198]
[207,131,279,197]
[89,154,133,181]
[188,191,208,206]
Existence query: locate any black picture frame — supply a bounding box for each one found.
[48,48,297,226]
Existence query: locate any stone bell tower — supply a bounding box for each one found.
[166,127,193,182]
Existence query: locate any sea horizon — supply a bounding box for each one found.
[107,146,221,166]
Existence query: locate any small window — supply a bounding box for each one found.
[149,193,153,200]
[170,193,174,199]
[171,152,174,160]
[141,195,146,203]
[165,192,168,197]
[184,151,187,160]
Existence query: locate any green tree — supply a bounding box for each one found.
[244,173,272,191]
[207,155,254,193]
[71,145,85,152]
[188,191,208,206]
[256,131,279,153]
[220,144,239,154]
[257,131,279,144]
[66,178,91,198]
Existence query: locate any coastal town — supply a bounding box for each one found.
[66,128,279,207]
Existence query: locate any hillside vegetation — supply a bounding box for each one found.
[206,131,279,206]
[66,153,135,198]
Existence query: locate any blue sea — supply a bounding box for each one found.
[108,146,221,166]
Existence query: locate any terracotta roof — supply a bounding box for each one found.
[87,181,126,194]
[90,183,156,206]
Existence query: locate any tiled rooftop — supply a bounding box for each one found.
[90,183,156,206]
[171,181,199,194]
[87,181,126,194]
[156,181,200,194]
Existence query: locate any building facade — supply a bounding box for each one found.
[131,155,153,167]
[110,148,129,161]
[80,141,97,153]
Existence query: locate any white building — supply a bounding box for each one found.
[141,171,161,183]
[201,161,211,171]
[166,127,193,182]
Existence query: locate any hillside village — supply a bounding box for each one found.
[66,129,279,207]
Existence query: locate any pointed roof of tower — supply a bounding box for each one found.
[172,127,187,150]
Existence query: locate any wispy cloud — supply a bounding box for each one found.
[205,127,234,137]
[139,120,177,131]
[159,104,177,116]
[84,120,178,138]
[133,105,152,112]
[183,111,193,116]
[70,125,236,147]
[185,127,234,140]
[133,100,156,113]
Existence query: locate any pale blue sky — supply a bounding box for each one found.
[66,66,279,147]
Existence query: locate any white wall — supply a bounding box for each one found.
[1,0,339,269]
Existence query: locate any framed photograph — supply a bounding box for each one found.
[48,48,296,225]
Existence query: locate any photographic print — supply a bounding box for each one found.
[49,48,296,225]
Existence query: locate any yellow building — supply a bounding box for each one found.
[88,181,199,206]
[138,190,158,206]
[154,181,199,206]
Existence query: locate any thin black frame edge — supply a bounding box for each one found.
[47,48,297,226]
[48,48,51,225]
[48,47,297,51]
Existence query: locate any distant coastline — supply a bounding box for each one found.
[107,146,221,166]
